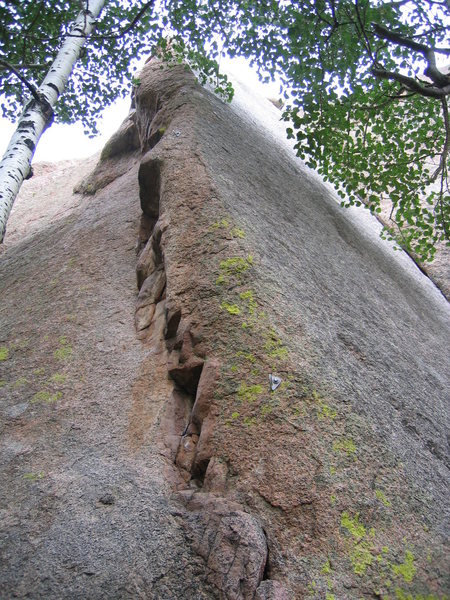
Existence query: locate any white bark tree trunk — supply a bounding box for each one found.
[0,0,106,243]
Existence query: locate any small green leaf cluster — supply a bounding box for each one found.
[288,86,447,261]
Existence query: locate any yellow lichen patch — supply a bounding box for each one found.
[237,382,263,402]
[216,255,253,284]
[239,290,258,315]
[31,390,62,404]
[230,227,246,238]
[341,512,375,575]
[211,218,230,230]
[220,301,241,315]
[236,350,256,363]
[333,438,357,456]
[394,588,439,600]
[391,551,416,583]
[375,489,392,507]
[53,336,72,361]
[314,391,337,420]
[341,511,367,540]
[13,377,29,388]
[321,559,332,575]
[264,328,288,360]
[49,373,67,384]
[23,472,45,481]
[261,403,273,417]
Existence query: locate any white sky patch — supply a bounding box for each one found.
[0,95,130,162]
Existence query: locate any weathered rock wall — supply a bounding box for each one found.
[1,58,449,599]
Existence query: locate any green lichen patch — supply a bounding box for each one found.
[239,290,258,315]
[210,218,245,240]
[261,403,273,417]
[49,373,67,384]
[221,301,241,315]
[211,218,230,230]
[230,227,246,238]
[333,438,357,456]
[54,336,72,361]
[11,338,30,350]
[307,580,317,595]
[0,346,9,361]
[23,472,45,481]
[341,512,376,575]
[375,489,392,507]
[318,403,337,420]
[236,350,256,363]
[216,255,253,284]
[33,367,45,376]
[31,390,62,404]
[341,511,367,540]
[394,589,440,600]
[13,377,29,388]
[350,540,374,575]
[314,391,337,420]
[264,328,288,360]
[225,410,241,426]
[391,551,417,583]
[321,559,332,575]
[237,382,264,402]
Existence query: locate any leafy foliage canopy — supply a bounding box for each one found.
[1,0,449,259]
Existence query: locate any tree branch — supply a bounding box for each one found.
[371,66,450,98]
[114,0,155,37]
[373,23,450,56]
[26,0,156,42]
[0,58,41,103]
[355,0,374,60]
[372,22,450,88]
[0,63,47,70]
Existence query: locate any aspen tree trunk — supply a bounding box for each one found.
[0,0,106,243]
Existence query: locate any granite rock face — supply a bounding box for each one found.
[0,58,449,599]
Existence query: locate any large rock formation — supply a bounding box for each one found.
[0,58,449,599]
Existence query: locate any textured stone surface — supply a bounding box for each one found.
[255,580,291,600]
[1,57,449,600]
[179,492,269,600]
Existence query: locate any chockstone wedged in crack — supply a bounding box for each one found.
[0,55,449,600]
